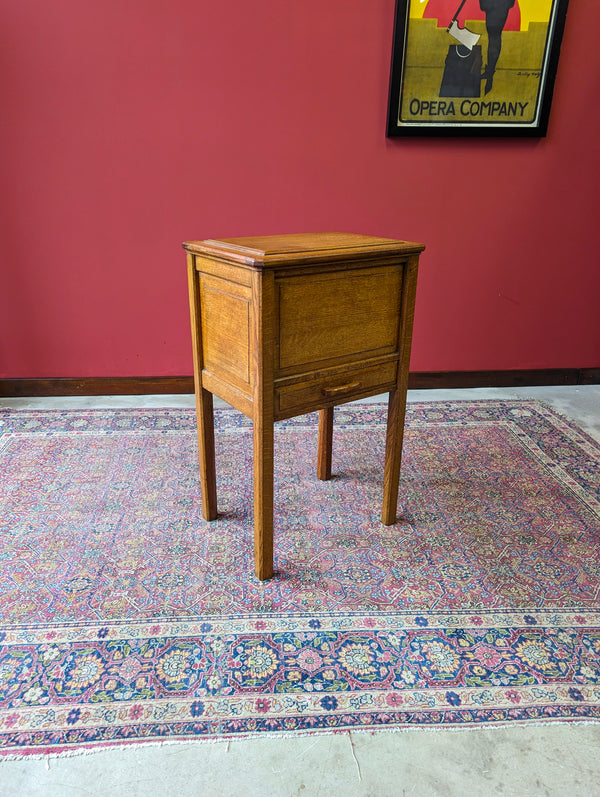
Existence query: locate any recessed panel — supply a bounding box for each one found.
[278,268,402,371]
[200,276,251,392]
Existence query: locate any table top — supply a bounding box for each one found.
[183,232,425,269]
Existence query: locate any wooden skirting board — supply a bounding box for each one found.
[1,369,598,397]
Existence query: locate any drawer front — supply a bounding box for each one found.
[276,360,397,418]
[276,267,402,373]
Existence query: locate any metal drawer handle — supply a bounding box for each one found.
[322,380,361,396]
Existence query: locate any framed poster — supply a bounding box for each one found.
[387,0,569,136]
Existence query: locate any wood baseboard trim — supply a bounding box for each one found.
[0,368,600,398]
[0,376,195,398]
[408,368,600,390]
[1,369,599,398]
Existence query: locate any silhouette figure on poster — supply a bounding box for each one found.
[480,0,516,93]
[440,0,482,98]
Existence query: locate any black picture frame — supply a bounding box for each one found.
[387,0,569,137]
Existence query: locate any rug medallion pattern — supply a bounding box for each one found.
[0,401,599,755]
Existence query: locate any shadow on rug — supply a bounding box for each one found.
[0,400,599,757]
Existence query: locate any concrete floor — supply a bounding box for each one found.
[1,385,599,796]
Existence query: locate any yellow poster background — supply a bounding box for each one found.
[399,1,556,126]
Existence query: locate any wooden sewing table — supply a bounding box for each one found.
[184,233,425,580]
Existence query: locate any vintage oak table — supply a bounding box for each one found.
[184,233,425,580]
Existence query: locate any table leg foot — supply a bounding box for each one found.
[197,388,218,521]
[317,407,334,480]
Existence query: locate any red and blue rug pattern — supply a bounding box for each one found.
[0,401,599,756]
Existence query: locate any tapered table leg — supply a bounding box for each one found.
[317,407,334,480]
[381,254,419,525]
[187,253,218,521]
[381,388,408,525]
[254,412,274,580]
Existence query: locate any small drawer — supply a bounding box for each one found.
[276,360,397,417]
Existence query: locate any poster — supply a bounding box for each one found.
[387,0,569,136]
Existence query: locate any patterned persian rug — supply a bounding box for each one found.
[0,400,599,758]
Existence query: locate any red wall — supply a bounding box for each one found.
[1,0,599,379]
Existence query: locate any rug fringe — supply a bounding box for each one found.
[2,717,600,763]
